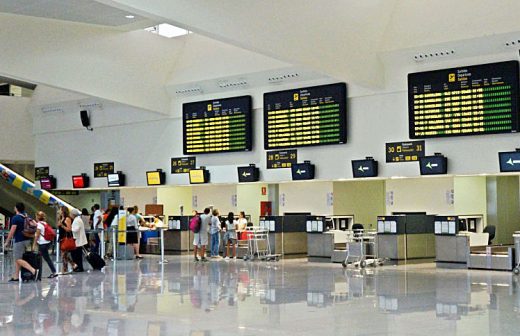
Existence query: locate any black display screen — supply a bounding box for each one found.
[408,61,519,138]
[419,155,448,175]
[291,162,315,180]
[264,83,347,149]
[237,166,260,183]
[183,96,252,154]
[352,159,378,178]
[498,151,520,172]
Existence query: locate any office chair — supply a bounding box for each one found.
[352,223,364,238]
[483,225,496,245]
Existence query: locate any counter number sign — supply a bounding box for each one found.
[386,141,425,163]
[94,162,115,178]
[267,150,297,169]
[171,157,196,174]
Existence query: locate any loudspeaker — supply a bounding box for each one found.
[80,110,90,127]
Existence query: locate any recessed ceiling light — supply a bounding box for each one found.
[125,15,135,19]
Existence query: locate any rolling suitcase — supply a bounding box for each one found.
[83,248,106,270]
[21,251,42,282]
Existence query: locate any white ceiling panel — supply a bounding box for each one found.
[0,0,149,27]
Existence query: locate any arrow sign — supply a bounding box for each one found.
[358,166,369,172]
[242,172,251,177]
[426,162,439,169]
[506,158,520,166]
[296,169,307,175]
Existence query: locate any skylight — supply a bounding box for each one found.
[145,23,191,38]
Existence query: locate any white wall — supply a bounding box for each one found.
[120,188,157,211]
[385,177,454,215]
[191,185,237,216]
[0,96,34,162]
[278,181,333,215]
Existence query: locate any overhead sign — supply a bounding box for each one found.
[498,151,520,172]
[266,149,297,169]
[419,155,448,175]
[171,157,196,174]
[351,159,378,178]
[34,167,49,180]
[94,162,114,178]
[386,141,425,163]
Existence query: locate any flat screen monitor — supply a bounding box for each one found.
[40,176,56,190]
[107,173,125,187]
[419,155,448,175]
[72,175,89,189]
[146,171,165,186]
[408,61,520,139]
[183,96,252,154]
[291,162,315,180]
[189,169,210,184]
[264,83,347,149]
[498,151,520,172]
[237,166,260,182]
[351,158,378,178]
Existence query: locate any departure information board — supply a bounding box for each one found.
[264,83,347,149]
[409,61,520,138]
[183,96,252,154]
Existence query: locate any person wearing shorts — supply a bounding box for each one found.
[223,212,237,260]
[193,208,211,262]
[4,203,39,282]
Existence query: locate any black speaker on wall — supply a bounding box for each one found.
[80,110,93,131]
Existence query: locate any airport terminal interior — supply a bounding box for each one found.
[3,0,520,335]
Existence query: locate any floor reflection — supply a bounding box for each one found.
[0,255,520,335]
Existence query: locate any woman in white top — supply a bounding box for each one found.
[236,211,248,240]
[32,211,58,278]
[71,209,88,272]
[127,207,143,259]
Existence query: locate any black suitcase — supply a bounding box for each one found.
[84,248,105,270]
[21,251,42,282]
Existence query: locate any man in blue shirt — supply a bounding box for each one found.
[4,203,39,282]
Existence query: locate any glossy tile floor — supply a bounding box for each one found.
[0,255,519,335]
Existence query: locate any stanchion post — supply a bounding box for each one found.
[1,230,5,255]
[100,229,105,258]
[158,228,168,264]
[112,228,117,261]
[55,229,60,264]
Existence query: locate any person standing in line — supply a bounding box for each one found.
[209,209,222,259]
[223,212,237,260]
[58,206,77,274]
[92,204,103,254]
[133,205,146,258]
[236,211,248,241]
[4,202,39,282]
[71,209,88,273]
[194,208,211,262]
[32,211,58,278]
[190,210,201,262]
[126,207,143,259]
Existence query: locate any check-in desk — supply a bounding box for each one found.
[258,215,308,256]
[164,216,192,253]
[434,215,489,265]
[306,216,354,261]
[377,214,436,262]
[468,245,514,271]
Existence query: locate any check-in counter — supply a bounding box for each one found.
[258,215,308,256]
[164,216,192,253]
[306,216,354,260]
[434,215,488,265]
[377,214,436,261]
[468,245,514,271]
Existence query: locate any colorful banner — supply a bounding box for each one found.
[0,163,75,210]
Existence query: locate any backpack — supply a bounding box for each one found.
[22,215,38,238]
[189,215,201,233]
[42,222,57,242]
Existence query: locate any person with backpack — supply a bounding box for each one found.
[3,202,39,282]
[32,211,58,278]
[190,210,201,262]
[194,208,211,262]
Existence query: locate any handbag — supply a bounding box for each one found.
[60,233,76,252]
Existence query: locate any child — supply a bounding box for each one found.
[223,212,237,260]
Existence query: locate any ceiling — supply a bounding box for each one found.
[0,0,150,27]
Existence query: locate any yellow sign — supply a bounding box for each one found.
[293,93,299,101]
[207,104,212,111]
[189,169,205,183]
[147,172,161,185]
[448,73,455,82]
[117,210,127,244]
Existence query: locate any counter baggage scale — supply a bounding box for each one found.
[376,214,436,263]
[305,215,354,262]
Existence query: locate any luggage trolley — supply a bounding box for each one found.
[342,229,383,268]
[243,227,280,262]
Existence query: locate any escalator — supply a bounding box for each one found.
[0,163,76,225]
